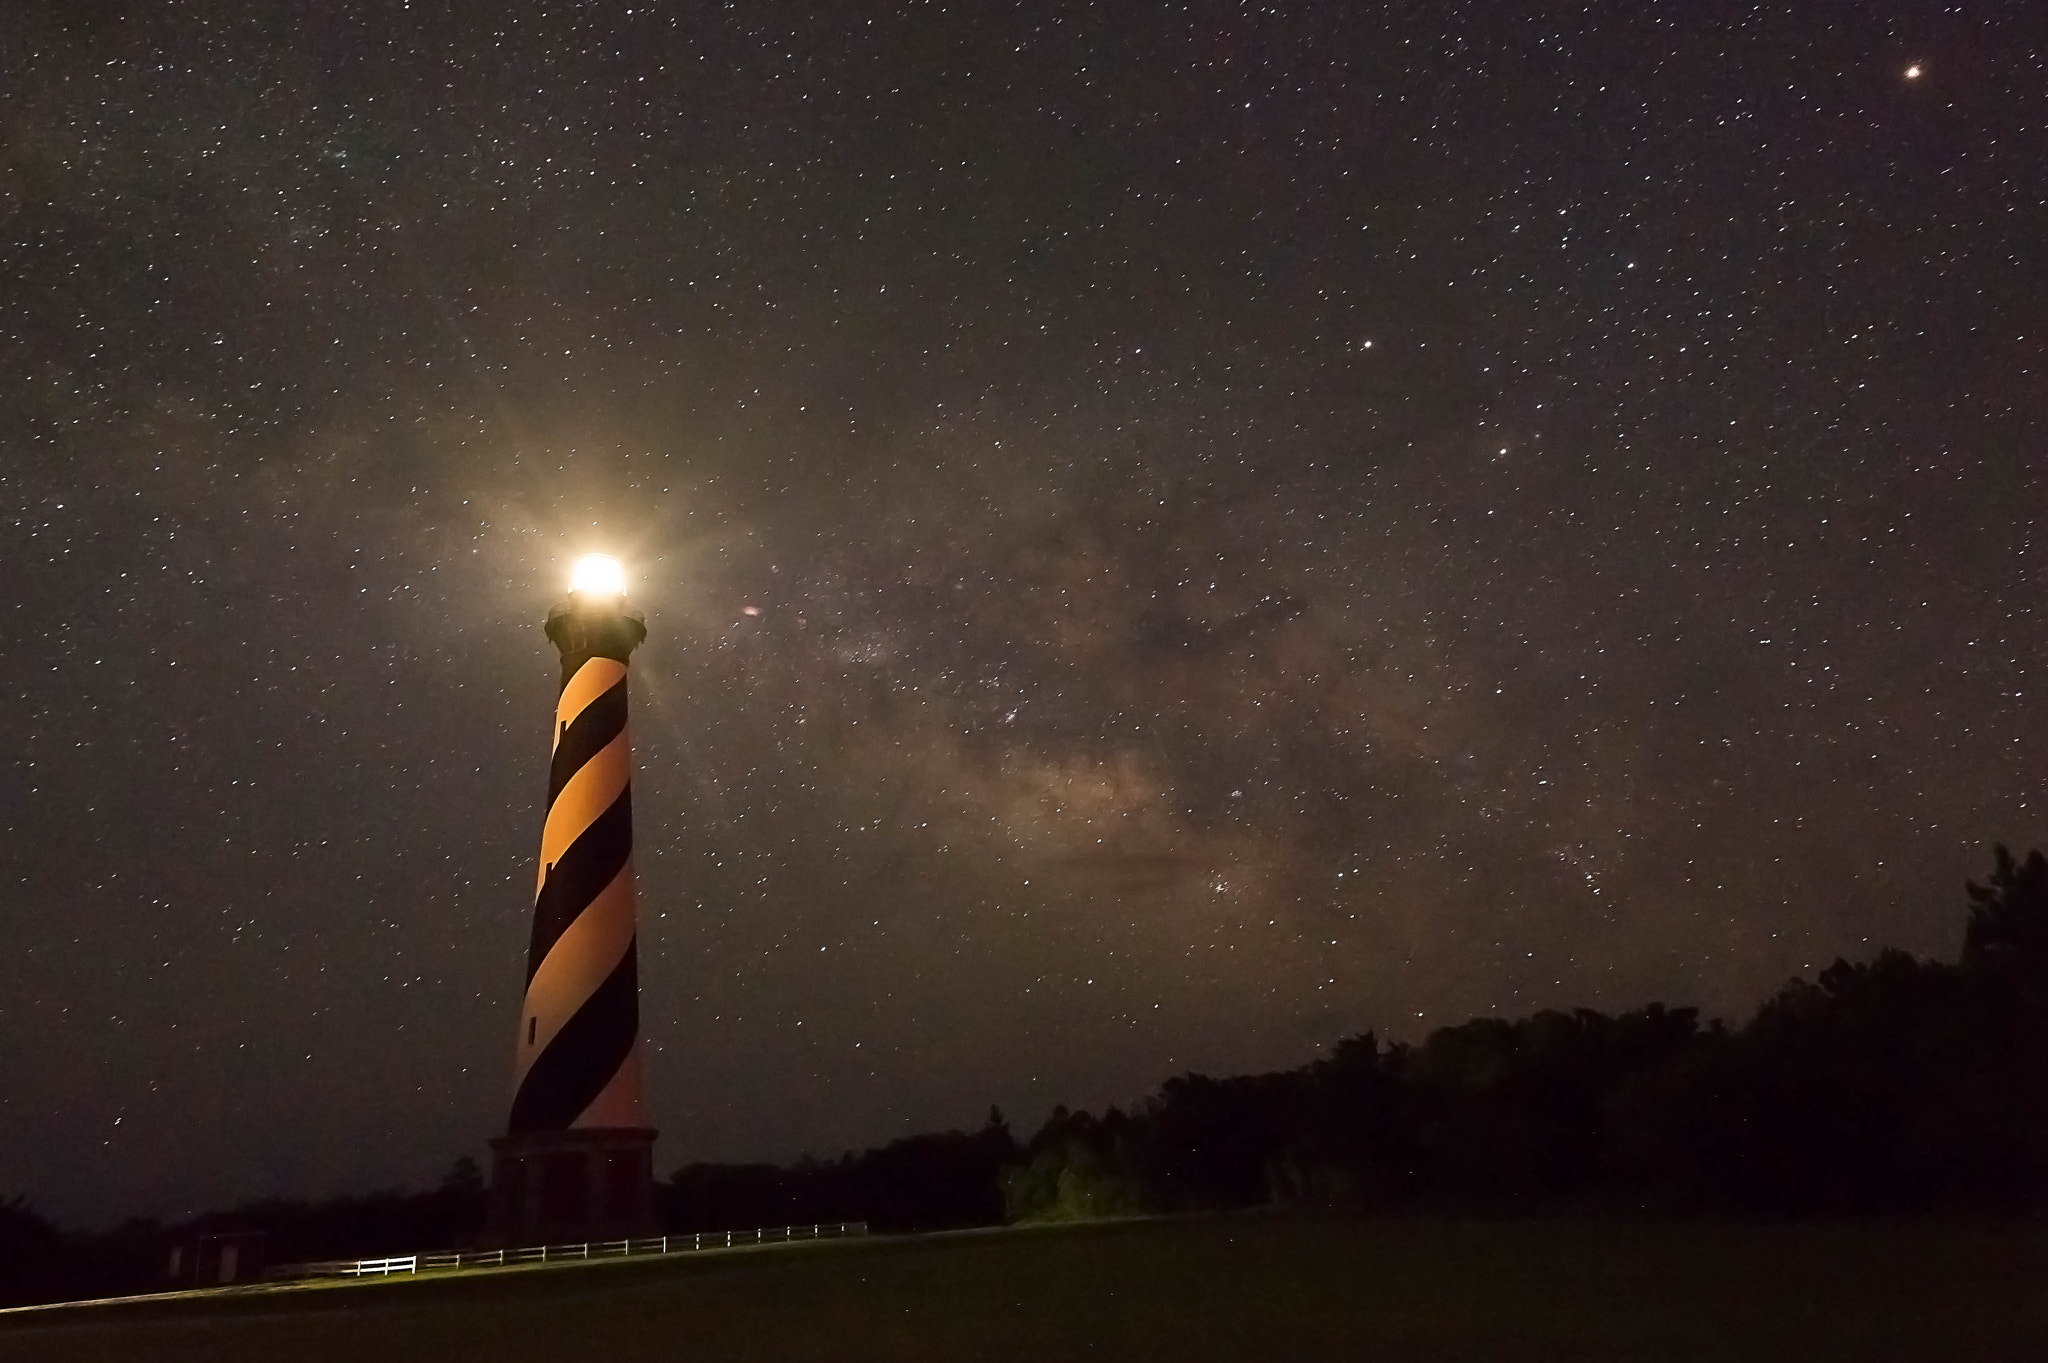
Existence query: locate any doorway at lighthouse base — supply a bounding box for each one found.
[487,1126,659,1245]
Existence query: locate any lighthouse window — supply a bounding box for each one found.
[527,1017,537,1045]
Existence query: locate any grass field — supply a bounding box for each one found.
[3,1215,2044,1361]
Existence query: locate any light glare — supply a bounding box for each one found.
[570,554,626,598]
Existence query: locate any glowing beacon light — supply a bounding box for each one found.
[569,553,626,599]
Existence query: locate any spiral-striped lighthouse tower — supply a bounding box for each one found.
[487,555,659,1244]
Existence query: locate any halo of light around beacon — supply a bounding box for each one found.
[570,554,626,598]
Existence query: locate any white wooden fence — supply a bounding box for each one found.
[270,1221,868,1280]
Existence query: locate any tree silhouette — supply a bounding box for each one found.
[1963,844,2048,974]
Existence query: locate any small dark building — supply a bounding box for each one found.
[168,1230,267,1286]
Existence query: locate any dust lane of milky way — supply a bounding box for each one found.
[0,2,2041,1225]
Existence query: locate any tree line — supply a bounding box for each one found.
[680,845,2048,1226]
[4,845,2043,1305]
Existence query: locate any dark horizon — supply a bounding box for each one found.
[3,0,2043,1230]
[7,837,2045,1299]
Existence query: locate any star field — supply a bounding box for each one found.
[1,1,2042,1225]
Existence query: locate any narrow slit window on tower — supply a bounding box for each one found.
[527,1016,537,1045]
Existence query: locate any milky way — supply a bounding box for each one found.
[2,2,2042,1224]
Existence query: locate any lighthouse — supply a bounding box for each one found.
[487,554,659,1244]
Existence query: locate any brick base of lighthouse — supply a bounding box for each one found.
[486,1127,659,1246]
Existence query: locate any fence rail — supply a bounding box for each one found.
[268,1222,867,1281]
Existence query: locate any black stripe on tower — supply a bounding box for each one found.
[508,941,641,1134]
[526,788,633,981]
[548,679,627,804]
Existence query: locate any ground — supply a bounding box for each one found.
[3,1215,2044,1361]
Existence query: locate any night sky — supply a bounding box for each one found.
[3,1,2042,1228]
